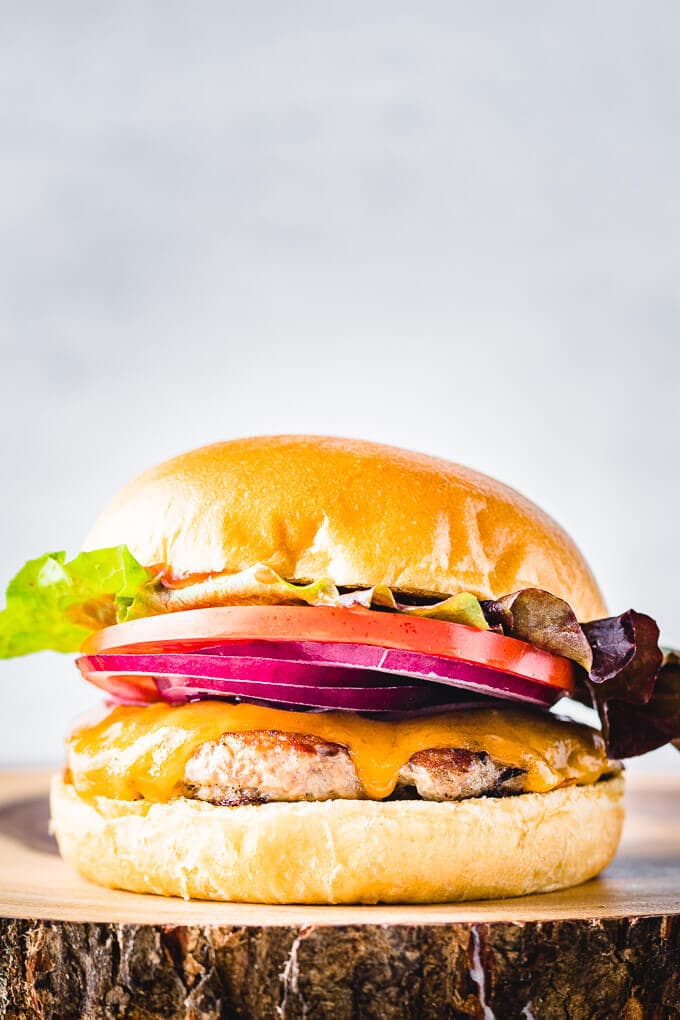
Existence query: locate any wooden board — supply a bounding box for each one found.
[1,771,679,1019]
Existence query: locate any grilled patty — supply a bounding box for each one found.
[182,729,531,805]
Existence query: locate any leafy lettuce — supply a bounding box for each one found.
[482,589,593,671]
[126,564,490,629]
[484,589,680,759]
[582,612,679,759]
[0,547,153,657]
[126,565,342,618]
[0,550,489,657]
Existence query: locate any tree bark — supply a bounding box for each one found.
[0,915,678,1019]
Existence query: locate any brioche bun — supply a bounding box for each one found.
[85,435,606,620]
[51,774,623,904]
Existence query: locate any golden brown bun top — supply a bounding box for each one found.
[85,435,607,620]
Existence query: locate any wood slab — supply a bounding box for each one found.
[1,771,679,1018]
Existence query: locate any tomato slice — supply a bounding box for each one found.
[81,606,574,693]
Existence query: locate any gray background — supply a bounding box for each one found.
[1,3,678,773]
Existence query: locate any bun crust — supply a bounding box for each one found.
[85,436,606,620]
[51,775,624,904]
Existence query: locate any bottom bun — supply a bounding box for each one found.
[50,774,624,904]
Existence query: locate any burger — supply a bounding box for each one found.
[1,436,677,903]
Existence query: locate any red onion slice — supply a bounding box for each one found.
[82,671,447,712]
[77,647,559,710]
[199,639,567,692]
[79,653,418,690]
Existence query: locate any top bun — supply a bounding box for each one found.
[85,435,606,621]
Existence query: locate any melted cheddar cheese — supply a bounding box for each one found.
[66,702,613,803]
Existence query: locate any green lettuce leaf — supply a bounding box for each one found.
[339,585,489,629]
[0,548,490,657]
[0,547,153,657]
[125,565,341,619]
[126,564,489,630]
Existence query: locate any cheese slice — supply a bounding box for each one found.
[66,701,613,803]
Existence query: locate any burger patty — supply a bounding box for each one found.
[182,730,530,805]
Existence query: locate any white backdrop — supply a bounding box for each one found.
[1,3,678,774]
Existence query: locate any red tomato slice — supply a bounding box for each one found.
[81,606,574,693]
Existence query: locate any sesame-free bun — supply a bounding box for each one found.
[85,435,606,620]
[51,774,624,904]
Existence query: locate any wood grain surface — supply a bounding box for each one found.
[0,771,679,1019]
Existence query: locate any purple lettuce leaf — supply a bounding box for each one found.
[581,614,678,758]
[483,590,680,760]
[482,590,593,672]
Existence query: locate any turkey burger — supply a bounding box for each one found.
[2,436,677,902]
